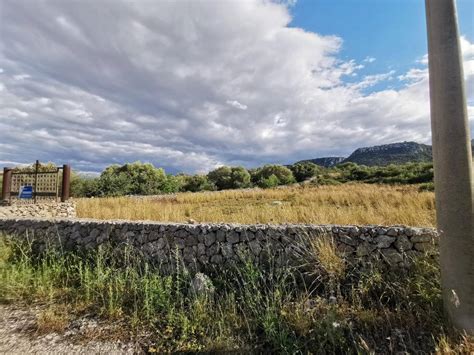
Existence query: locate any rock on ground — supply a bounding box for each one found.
[190,272,215,299]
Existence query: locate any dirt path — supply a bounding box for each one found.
[0,304,142,354]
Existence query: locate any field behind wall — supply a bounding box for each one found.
[76,183,436,227]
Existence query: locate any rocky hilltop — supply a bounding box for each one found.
[344,141,433,166]
[300,140,474,167]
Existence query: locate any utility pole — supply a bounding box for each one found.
[425,0,473,333]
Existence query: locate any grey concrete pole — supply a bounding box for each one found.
[425,0,473,333]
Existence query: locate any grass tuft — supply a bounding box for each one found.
[312,236,345,280]
[36,307,70,334]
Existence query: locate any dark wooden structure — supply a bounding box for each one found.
[1,161,71,203]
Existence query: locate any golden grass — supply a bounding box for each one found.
[75,183,435,227]
[312,236,345,279]
[435,334,474,354]
[36,307,70,334]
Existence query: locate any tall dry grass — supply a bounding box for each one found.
[76,183,435,226]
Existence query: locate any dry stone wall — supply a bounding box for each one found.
[0,218,438,272]
[0,203,76,219]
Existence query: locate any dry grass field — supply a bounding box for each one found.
[76,183,436,227]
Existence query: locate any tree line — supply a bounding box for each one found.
[69,160,434,197]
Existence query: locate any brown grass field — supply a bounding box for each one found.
[76,183,436,227]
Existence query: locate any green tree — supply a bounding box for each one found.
[207,166,251,190]
[252,164,295,187]
[98,162,167,196]
[349,165,371,181]
[229,166,251,189]
[160,174,185,193]
[70,173,100,197]
[290,162,320,182]
[258,174,280,189]
[12,161,58,173]
[182,175,216,192]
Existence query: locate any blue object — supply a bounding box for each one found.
[19,185,33,199]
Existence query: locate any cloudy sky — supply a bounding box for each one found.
[0,0,473,174]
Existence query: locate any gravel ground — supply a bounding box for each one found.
[0,304,142,354]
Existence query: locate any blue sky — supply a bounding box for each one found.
[0,0,473,174]
[291,0,474,92]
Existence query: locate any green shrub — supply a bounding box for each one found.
[71,174,100,197]
[419,182,435,192]
[312,176,342,186]
[289,162,320,182]
[207,166,251,190]
[97,162,168,196]
[11,161,58,173]
[252,165,295,187]
[182,175,216,192]
[257,174,280,189]
[328,162,434,186]
[160,174,185,193]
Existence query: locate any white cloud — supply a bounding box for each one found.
[363,56,376,63]
[13,74,30,80]
[351,70,395,90]
[226,100,248,110]
[417,54,429,65]
[0,0,472,173]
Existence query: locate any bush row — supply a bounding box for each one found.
[0,160,434,198]
[69,161,434,197]
[70,163,303,197]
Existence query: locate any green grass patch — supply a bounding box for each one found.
[0,234,471,353]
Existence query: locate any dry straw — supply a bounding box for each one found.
[76,183,435,227]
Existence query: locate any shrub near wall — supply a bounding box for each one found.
[0,218,438,273]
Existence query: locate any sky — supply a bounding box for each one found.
[0,0,473,174]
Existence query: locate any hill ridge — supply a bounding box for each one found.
[297,140,474,167]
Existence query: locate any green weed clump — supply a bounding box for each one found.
[0,234,471,353]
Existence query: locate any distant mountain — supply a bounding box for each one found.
[296,140,474,168]
[344,141,433,166]
[296,157,346,168]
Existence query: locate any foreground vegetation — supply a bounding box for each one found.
[0,235,471,353]
[77,184,436,227]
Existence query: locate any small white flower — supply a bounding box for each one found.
[332,321,340,328]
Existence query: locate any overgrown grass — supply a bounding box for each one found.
[76,183,436,226]
[0,234,471,353]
